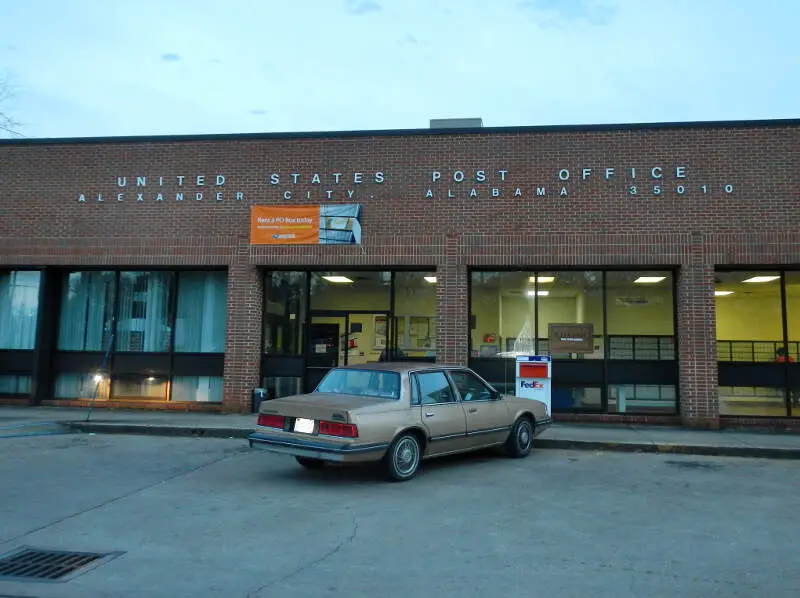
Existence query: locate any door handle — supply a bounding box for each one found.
[424,411,435,417]
[468,407,477,413]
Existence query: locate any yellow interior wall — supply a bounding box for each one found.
[471,287,501,349]
[309,284,437,361]
[787,296,800,341]
[715,296,782,340]
[470,285,674,350]
[605,286,674,335]
[715,294,800,341]
[310,284,391,311]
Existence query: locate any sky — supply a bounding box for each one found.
[1,0,799,139]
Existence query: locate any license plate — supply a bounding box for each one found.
[294,418,315,434]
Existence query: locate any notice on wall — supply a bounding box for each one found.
[250,204,363,245]
[548,323,595,354]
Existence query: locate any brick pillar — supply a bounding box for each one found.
[677,255,719,429]
[437,235,469,366]
[222,264,263,413]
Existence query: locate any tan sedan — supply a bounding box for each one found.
[248,363,552,481]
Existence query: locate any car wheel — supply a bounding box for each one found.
[505,417,534,458]
[383,433,422,481]
[295,456,325,470]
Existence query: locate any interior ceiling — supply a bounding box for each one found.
[309,271,800,296]
[471,271,671,292]
[313,272,435,291]
[715,273,800,297]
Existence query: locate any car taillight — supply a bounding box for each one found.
[319,421,358,438]
[257,414,285,429]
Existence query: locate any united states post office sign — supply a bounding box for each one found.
[73,164,735,204]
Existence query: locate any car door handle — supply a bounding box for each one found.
[424,411,435,417]
[468,407,477,413]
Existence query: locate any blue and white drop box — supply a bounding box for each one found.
[515,355,552,416]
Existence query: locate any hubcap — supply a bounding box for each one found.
[518,423,532,449]
[394,438,419,475]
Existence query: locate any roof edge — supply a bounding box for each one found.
[1,117,799,146]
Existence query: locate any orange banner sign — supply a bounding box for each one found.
[250,204,362,245]
[250,206,319,245]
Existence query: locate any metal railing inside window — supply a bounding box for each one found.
[532,335,675,360]
[607,336,675,360]
[716,340,800,362]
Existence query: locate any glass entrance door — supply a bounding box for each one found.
[305,311,392,390]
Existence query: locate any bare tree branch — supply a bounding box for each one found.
[0,75,23,137]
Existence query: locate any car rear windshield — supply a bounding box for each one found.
[315,369,401,400]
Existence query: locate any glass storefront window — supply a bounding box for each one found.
[0,270,41,350]
[537,271,604,359]
[174,271,227,353]
[715,270,790,417]
[715,271,783,362]
[264,272,307,355]
[608,384,676,414]
[718,386,787,417]
[470,271,535,357]
[393,272,437,359]
[0,375,32,395]
[309,271,391,311]
[53,373,108,400]
[470,271,605,359]
[782,272,800,361]
[111,375,169,400]
[263,376,303,400]
[171,376,223,403]
[470,269,678,415]
[58,271,116,351]
[552,386,603,411]
[116,272,174,353]
[606,271,675,360]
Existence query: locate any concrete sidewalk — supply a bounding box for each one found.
[2,405,800,459]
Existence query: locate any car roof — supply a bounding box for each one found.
[335,362,465,373]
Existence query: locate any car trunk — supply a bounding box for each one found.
[258,393,393,424]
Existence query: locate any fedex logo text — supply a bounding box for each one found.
[519,380,544,389]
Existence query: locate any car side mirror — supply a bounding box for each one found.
[492,390,503,400]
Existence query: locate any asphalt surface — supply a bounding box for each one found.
[0,432,798,598]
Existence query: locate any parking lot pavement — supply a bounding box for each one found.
[1,434,799,598]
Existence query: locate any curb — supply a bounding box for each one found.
[64,422,251,439]
[536,438,800,460]
[60,422,800,460]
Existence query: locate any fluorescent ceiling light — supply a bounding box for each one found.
[634,276,666,284]
[742,275,779,283]
[528,276,555,283]
[322,276,353,283]
[424,276,437,283]
[715,290,734,296]
[526,290,550,296]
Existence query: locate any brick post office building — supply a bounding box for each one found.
[1,117,799,430]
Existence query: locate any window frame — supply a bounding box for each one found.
[715,267,800,418]
[50,267,227,404]
[446,369,496,403]
[410,369,458,406]
[467,267,680,416]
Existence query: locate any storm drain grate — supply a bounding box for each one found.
[0,546,123,582]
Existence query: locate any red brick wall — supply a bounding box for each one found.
[1,121,799,422]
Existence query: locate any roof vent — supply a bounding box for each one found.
[429,118,483,129]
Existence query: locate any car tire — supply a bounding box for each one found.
[383,433,422,481]
[505,417,534,458]
[295,456,325,470]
